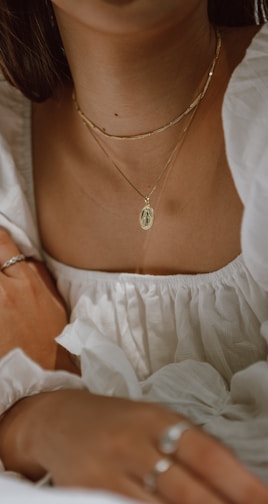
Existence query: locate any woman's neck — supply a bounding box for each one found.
[54,4,216,137]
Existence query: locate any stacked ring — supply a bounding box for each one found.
[143,421,192,493]
[158,421,191,455]
[143,457,173,493]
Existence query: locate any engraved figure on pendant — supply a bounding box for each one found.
[139,200,154,230]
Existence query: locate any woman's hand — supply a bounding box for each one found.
[0,229,68,369]
[13,389,268,504]
[0,229,267,503]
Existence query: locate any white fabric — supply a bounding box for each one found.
[0,349,84,417]
[223,25,268,291]
[0,23,268,499]
[0,475,135,504]
[0,350,84,485]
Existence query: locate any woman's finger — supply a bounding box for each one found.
[98,472,161,504]
[0,229,29,278]
[173,427,268,503]
[54,462,161,504]
[155,462,228,504]
[125,441,228,504]
[91,422,229,504]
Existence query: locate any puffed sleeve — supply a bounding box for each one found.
[223,23,268,290]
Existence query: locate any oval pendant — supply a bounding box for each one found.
[139,204,154,230]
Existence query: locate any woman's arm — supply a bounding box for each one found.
[1,388,268,504]
[0,229,76,372]
[0,229,267,503]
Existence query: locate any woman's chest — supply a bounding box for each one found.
[34,152,243,275]
[32,94,243,275]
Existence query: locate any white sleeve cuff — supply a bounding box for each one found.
[0,348,84,474]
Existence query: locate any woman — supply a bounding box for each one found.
[0,1,268,503]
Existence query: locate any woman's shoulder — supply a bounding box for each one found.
[222,22,268,204]
[0,71,27,114]
[222,23,268,290]
[222,22,268,95]
[0,72,30,157]
[0,73,41,258]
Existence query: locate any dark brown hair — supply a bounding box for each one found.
[0,0,267,102]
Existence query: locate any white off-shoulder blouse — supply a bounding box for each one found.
[0,24,268,486]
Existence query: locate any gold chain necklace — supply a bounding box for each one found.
[82,105,198,230]
[73,30,221,141]
[74,31,221,230]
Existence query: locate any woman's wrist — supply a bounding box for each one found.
[0,389,84,479]
[0,349,84,479]
[0,392,53,479]
[24,390,92,475]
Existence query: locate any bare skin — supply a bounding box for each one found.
[0,229,75,372]
[1,387,268,504]
[0,1,268,503]
[32,5,257,275]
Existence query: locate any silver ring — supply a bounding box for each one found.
[1,254,26,271]
[158,421,191,455]
[143,457,173,493]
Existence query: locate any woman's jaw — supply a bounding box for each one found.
[50,0,208,36]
